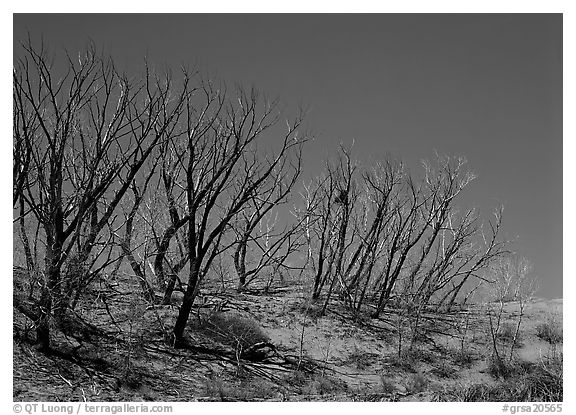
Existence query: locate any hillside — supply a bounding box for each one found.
[13,270,563,402]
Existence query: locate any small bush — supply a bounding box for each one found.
[536,315,562,345]
[203,312,269,350]
[453,350,476,367]
[302,374,346,396]
[431,362,458,379]
[120,366,144,390]
[287,300,324,321]
[204,375,278,401]
[379,375,397,394]
[441,356,563,402]
[286,370,309,388]
[438,366,562,402]
[384,350,418,373]
[345,346,378,370]
[519,359,563,401]
[405,372,428,394]
[487,355,515,380]
[204,376,227,400]
[416,348,438,364]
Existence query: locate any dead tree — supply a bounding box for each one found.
[300,171,338,300]
[320,147,358,313]
[113,158,160,304]
[146,135,193,305]
[371,174,430,318]
[146,81,307,346]
[231,136,305,291]
[370,156,497,318]
[13,40,187,350]
[404,156,476,298]
[343,158,405,313]
[484,255,536,368]
[436,206,508,311]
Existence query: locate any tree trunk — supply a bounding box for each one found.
[154,223,183,289]
[162,273,177,305]
[18,199,35,275]
[234,237,248,291]
[122,244,156,304]
[36,286,52,351]
[312,234,327,299]
[321,207,348,313]
[173,260,201,346]
[36,241,62,351]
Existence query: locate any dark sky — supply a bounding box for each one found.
[13,14,563,298]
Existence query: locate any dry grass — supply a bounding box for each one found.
[405,372,428,394]
[497,322,524,348]
[535,314,563,345]
[203,375,279,401]
[344,346,379,370]
[437,355,562,402]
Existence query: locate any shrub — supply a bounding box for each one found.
[289,300,324,320]
[286,370,309,388]
[431,362,458,379]
[440,355,563,401]
[383,350,418,373]
[379,375,397,394]
[203,312,269,350]
[204,375,278,401]
[345,346,378,370]
[487,355,513,379]
[453,350,476,367]
[536,315,562,345]
[303,374,346,396]
[406,372,428,394]
[120,365,144,390]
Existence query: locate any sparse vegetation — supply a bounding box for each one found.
[345,346,379,370]
[536,313,563,345]
[12,38,562,403]
[453,349,477,368]
[203,374,279,401]
[497,322,524,348]
[201,312,269,350]
[303,374,347,396]
[431,362,458,379]
[437,355,562,402]
[406,372,428,394]
[379,375,397,394]
[384,350,419,373]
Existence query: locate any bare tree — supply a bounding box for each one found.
[300,151,508,321]
[371,173,430,318]
[13,40,187,350]
[114,158,160,304]
[405,156,476,300]
[507,257,538,362]
[370,156,503,318]
[485,255,538,364]
[436,206,508,311]
[342,158,405,314]
[231,137,305,291]
[146,133,194,305]
[138,80,307,346]
[315,147,358,313]
[300,169,338,300]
